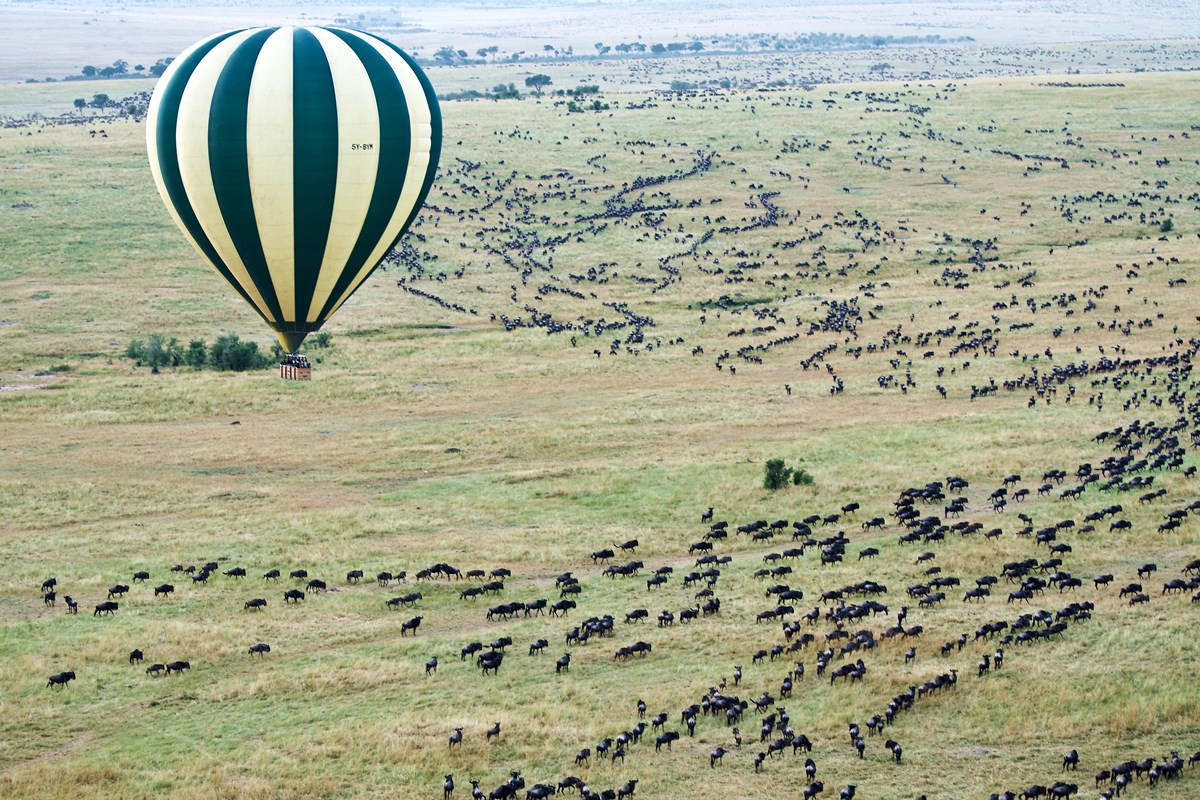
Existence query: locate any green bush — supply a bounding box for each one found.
[184,339,207,368]
[209,334,272,371]
[128,333,271,372]
[764,458,813,490]
[764,458,793,491]
[126,333,182,373]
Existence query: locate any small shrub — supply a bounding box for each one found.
[1160,218,1174,233]
[793,467,814,486]
[184,339,207,368]
[209,334,271,371]
[764,458,793,491]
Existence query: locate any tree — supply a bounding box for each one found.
[764,459,793,491]
[434,46,458,65]
[73,98,87,113]
[134,64,145,73]
[209,334,270,371]
[81,65,97,78]
[184,339,207,368]
[651,43,666,54]
[524,74,552,95]
[148,58,173,78]
[487,45,500,61]
[476,48,489,61]
[127,333,182,373]
[91,93,110,108]
[111,59,128,75]
[1160,218,1174,233]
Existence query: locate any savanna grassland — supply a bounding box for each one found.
[3,39,1200,800]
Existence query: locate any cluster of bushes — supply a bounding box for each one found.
[440,83,521,101]
[764,458,814,491]
[555,85,601,97]
[567,99,610,113]
[126,334,274,373]
[125,332,332,373]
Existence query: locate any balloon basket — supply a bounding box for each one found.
[279,355,312,381]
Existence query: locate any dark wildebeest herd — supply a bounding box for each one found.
[36,403,1200,797]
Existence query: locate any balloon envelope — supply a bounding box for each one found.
[147,26,441,352]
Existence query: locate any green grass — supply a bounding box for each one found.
[3,49,1200,800]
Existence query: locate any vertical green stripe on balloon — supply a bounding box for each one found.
[150,29,263,315]
[291,27,339,326]
[208,27,284,323]
[312,28,412,323]
[386,40,443,239]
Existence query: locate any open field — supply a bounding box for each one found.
[3,40,1200,800]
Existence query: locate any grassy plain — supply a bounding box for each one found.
[2,48,1200,800]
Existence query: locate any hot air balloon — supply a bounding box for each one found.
[146,26,442,357]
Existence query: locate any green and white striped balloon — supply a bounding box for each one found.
[147,26,441,353]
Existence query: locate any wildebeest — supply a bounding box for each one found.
[426,656,438,675]
[133,571,150,582]
[129,649,143,664]
[146,663,165,676]
[486,721,501,741]
[478,651,503,675]
[1063,748,1079,770]
[165,660,190,675]
[46,670,75,688]
[249,643,271,657]
[401,616,423,636]
[154,584,174,598]
[107,584,129,599]
[244,597,267,611]
[224,567,247,579]
[283,589,305,603]
[93,601,118,616]
[449,727,463,748]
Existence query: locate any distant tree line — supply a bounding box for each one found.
[25,58,174,85]
[409,31,970,68]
